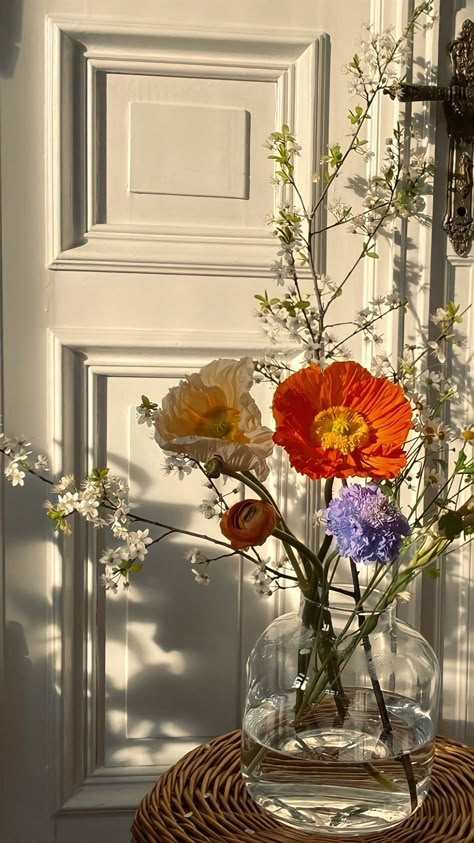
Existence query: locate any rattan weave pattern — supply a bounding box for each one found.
[131,730,474,843]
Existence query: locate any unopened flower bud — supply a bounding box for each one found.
[204,455,224,478]
[220,499,279,550]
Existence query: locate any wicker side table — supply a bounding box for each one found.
[131,730,474,843]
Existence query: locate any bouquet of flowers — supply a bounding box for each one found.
[2,0,474,835]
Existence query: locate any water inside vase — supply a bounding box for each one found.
[242,688,434,835]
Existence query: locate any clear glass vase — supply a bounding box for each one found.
[241,589,440,836]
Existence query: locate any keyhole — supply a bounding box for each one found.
[457,206,467,217]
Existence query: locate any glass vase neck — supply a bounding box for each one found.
[299,586,396,632]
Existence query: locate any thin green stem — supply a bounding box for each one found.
[273,528,324,583]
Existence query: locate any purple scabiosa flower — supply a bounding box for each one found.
[325,483,410,565]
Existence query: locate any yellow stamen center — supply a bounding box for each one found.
[462,427,474,442]
[311,405,370,454]
[196,406,246,442]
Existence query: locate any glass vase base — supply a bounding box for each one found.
[247,781,417,835]
[242,694,433,835]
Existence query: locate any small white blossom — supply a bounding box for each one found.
[369,295,385,309]
[460,426,474,445]
[108,501,131,537]
[199,499,218,519]
[303,342,323,363]
[91,516,108,529]
[408,390,427,413]
[136,405,158,427]
[427,341,446,364]
[371,354,391,377]
[270,259,290,286]
[434,421,451,443]
[192,569,210,585]
[163,454,193,480]
[99,547,120,565]
[415,417,450,445]
[57,492,80,514]
[52,474,76,493]
[251,567,273,597]
[312,509,326,527]
[34,454,49,471]
[81,479,102,499]
[14,436,31,449]
[430,307,450,326]
[318,274,339,295]
[452,331,467,349]
[100,572,119,593]
[76,497,99,520]
[333,344,352,360]
[127,529,153,561]
[328,199,351,221]
[186,548,208,565]
[386,289,402,307]
[108,513,130,539]
[354,309,371,328]
[420,370,442,391]
[114,477,129,494]
[5,462,26,487]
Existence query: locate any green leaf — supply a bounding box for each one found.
[91,467,110,482]
[129,562,144,573]
[348,105,364,125]
[454,451,474,477]
[294,301,310,310]
[455,451,467,473]
[446,300,462,322]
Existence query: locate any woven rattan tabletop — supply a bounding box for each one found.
[131,730,474,843]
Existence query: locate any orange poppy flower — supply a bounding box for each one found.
[272,361,412,480]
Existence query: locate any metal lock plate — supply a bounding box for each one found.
[385,20,474,256]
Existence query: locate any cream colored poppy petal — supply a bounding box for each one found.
[244,426,275,457]
[199,357,255,408]
[159,437,270,480]
[157,382,227,439]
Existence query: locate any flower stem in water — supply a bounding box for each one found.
[349,560,418,811]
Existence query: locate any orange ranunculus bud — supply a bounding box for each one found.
[220,499,279,550]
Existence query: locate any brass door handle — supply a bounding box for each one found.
[384,19,474,257]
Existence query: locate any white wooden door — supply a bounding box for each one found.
[2,2,471,842]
